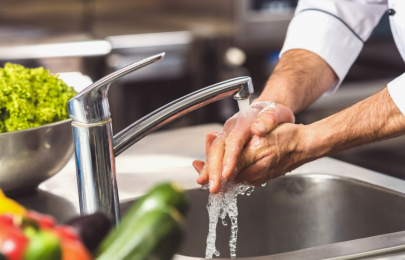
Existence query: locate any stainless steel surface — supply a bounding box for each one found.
[0,119,73,194]
[71,121,120,222]
[12,124,405,259]
[121,174,405,260]
[68,53,165,124]
[67,53,254,223]
[67,52,167,223]
[113,76,254,156]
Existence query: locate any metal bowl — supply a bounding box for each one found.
[0,119,73,195]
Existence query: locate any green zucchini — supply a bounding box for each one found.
[95,206,184,260]
[0,253,6,260]
[99,182,188,250]
[126,182,188,218]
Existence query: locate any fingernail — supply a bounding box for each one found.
[255,122,267,133]
[210,179,215,188]
[221,166,228,178]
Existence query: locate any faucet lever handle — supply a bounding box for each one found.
[67,53,165,124]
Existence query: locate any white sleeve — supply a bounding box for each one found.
[280,0,388,94]
[388,73,405,116]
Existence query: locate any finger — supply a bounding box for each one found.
[251,104,295,137]
[203,118,237,193]
[235,158,270,183]
[221,132,251,179]
[222,124,270,180]
[206,132,218,156]
[193,160,205,173]
[206,135,226,194]
[193,160,209,184]
[221,120,254,179]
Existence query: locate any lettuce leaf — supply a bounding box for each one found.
[0,63,77,133]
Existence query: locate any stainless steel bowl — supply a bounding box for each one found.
[0,119,73,195]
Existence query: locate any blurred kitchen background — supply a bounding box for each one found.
[1,0,405,179]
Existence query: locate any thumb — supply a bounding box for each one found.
[251,104,294,137]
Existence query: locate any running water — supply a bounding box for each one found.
[237,98,250,113]
[205,98,255,259]
[205,180,254,259]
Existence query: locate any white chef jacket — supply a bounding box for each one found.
[280,0,405,115]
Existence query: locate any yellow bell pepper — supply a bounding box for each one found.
[0,189,26,215]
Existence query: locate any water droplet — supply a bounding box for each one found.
[215,251,220,256]
[222,219,228,226]
[246,191,251,196]
[261,183,266,187]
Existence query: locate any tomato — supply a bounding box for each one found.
[0,215,14,227]
[55,226,80,242]
[61,239,92,260]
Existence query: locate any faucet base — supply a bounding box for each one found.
[72,120,120,223]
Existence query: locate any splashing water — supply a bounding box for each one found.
[203,99,278,258]
[205,180,254,259]
[204,98,257,259]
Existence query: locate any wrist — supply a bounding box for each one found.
[275,124,314,170]
[291,124,315,164]
[254,77,299,112]
[298,120,337,162]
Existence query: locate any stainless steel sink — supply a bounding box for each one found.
[121,173,405,260]
[10,119,405,260]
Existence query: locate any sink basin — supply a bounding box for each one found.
[121,173,405,259]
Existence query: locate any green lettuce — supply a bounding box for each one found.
[0,63,77,133]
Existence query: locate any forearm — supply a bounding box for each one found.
[300,88,405,161]
[255,49,337,113]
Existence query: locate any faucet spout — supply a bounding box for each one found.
[67,53,254,223]
[113,76,253,156]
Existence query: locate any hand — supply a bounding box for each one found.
[233,123,306,185]
[192,101,295,193]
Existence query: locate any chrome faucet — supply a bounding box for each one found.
[67,53,254,223]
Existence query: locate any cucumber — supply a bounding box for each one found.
[99,182,188,249]
[95,206,184,260]
[0,253,5,260]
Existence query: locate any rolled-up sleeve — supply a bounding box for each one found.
[388,73,405,116]
[280,0,387,94]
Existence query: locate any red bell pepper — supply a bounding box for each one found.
[0,225,28,260]
[25,211,56,230]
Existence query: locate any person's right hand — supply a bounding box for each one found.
[192,101,295,193]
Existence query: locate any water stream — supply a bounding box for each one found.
[205,98,255,259]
